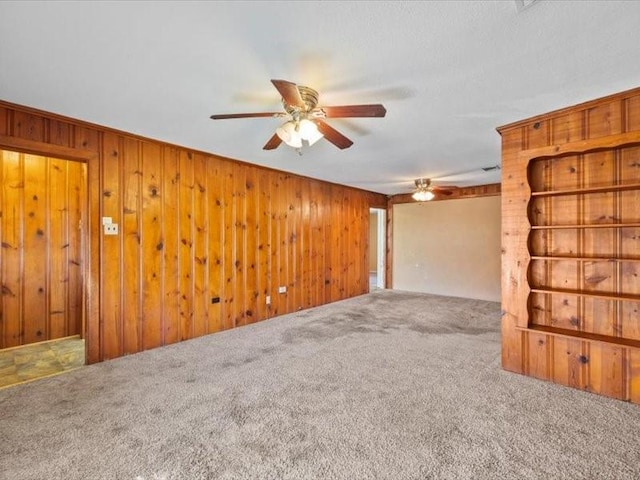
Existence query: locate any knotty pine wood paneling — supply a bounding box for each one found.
[0,100,386,363]
[498,86,640,403]
[0,150,85,348]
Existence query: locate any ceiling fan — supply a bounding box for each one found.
[411,165,500,201]
[412,178,455,201]
[210,79,387,150]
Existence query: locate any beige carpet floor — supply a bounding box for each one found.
[0,290,639,479]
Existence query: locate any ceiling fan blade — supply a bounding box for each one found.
[315,120,354,149]
[210,112,281,120]
[263,133,282,150]
[271,79,305,108]
[320,104,387,118]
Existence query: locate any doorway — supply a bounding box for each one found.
[369,208,386,290]
[0,149,87,386]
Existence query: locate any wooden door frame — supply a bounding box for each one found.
[0,134,98,364]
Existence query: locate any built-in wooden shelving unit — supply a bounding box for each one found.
[499,86,640,403]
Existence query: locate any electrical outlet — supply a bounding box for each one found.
[265,295,271,305]
[278,286,287,294]
[104,223,119,235]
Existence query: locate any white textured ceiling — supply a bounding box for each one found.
[1,1,639,195]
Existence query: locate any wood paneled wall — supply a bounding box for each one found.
[0,151,85,347]
[498,86,640,403]
[0,100,386,363]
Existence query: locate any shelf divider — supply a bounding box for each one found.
[531,223,640,230]
[530,287,640,303]
[530,255,640,263]
[516,324,640,349]
[531,182,640,198]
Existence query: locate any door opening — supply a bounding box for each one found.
[0,148,87,387]
[369,208,386,290]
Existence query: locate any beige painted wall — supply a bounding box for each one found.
[369,212,377,272]
[392,196,501,302]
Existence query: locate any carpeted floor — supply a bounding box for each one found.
[1,290,639,480]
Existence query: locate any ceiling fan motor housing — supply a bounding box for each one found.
[283,85,319,115]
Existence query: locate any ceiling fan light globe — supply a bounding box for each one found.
[412,189,435,202]
[305,127,324,146]
[276,121,295,142]
[298,119,318,139]
[286,135,303,148]
[276,121,303,148]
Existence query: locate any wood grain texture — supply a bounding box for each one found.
[0,151,85,348]
[498,86,640,403]
[0,99,387,363]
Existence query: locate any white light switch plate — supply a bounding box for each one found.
[102,216,113,225]
[278,286,287,294]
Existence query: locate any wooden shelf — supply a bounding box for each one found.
[516,324,640,349]
[531,223,640,230]
[530,287,640,303]
[530,182,640,198]
[530,255,640,263]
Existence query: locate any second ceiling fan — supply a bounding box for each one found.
[210,79,386,150]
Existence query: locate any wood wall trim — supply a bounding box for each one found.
[0,134,97,162]
[387,183,501,205]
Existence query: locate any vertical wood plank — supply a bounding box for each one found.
[551,337,585,389]
[270,173,283,316]
[207,161,223,332]
[301,179,312,308]
[0,107,8,136]
[48,156,68,339]
[244,167,258,323]
[289,176,301,311]
[587,101,622,139]
[23,154,48,343]
[527,332,550,381]
[629,348,640,404]
[233,165,246,326]
[1,150,23,347]
[100,132,122,359]
[85,152,100,363]
[192,153,208,336]
[13,112,45,143]
[162,146,180,344]
[122,138,141,354]
[66,160,84,337]
[309,181,321,307]
[141,141,163,350]
[178,150,194,340]
[258,170,272,319]
[222,162,235,329]
[587,343,625,400]
[47,119,72,148]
